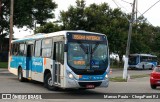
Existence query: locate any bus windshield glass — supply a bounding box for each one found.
[129,56,138,65]
[67,42,108,70]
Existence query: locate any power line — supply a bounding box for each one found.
[140,0,160,17]
[136,10,152,25]
[121,0,132,5]
[112,0,130,22]
[118,0,131,13]
[113,0,156,26]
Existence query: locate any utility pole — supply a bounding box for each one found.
[9,0,14,55]
[123,0,136,80]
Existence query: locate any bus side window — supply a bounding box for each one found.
[14,43,19,55]
[20,44,25,56]
[35,40,42,57]
[42,38,52,58]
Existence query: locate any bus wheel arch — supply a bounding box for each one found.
[44,69,50,83]
[149,65,154,70]
[18,66,25,82]
[44,69,58,90]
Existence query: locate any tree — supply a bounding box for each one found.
[0,0,57,36]
[60,0,86,30]
[35,22,62,33]
[59,0,160,63]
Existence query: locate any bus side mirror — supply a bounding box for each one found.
[64,44,68,52]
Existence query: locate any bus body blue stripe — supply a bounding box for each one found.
[78,72,107,81]
[10,56,43,73]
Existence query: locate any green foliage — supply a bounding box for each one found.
[59,0,129,60]
[60,0,86,30]
[1,0,160,63]
[58,0,160,62]
[0,0,57,36]
[35,22,62,33]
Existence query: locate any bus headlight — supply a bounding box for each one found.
[68,73,74,79]
[105,74,108,79]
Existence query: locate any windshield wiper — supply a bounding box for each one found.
[91,43,99,54]
[78,41,88,54]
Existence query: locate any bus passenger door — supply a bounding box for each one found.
[26,44,33,78]
[53,42,64,86]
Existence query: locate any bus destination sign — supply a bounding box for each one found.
[72,34,102,41]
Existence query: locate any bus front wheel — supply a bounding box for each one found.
[18,68,25,82]
[44,73,58,91]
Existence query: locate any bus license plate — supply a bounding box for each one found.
[86,85,95,88]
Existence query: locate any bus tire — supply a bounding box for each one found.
[44,73,58,91]
[142,65,145,70]
[18,68,25,82]
[149,65,153,70]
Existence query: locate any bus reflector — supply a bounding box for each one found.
[44,58,46,65]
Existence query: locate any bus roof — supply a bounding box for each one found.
[129,54,157,57]
[12,30,106,43]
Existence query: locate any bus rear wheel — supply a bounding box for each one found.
[18,68,25,82]
[44,73,58,91]
[149,65,154,70]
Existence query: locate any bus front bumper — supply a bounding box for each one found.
[65,78,109,88]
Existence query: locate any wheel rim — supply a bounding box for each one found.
[48,77,53,86]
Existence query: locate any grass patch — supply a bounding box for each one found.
[110,77,127,82]
[110,64,124,69]
[0,62,8,68]
[130,74,150,79]
[110,74,150,82]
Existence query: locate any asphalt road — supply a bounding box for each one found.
[0,69,160,102]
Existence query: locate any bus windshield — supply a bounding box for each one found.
[67,42,108,70]
[129,56,138,65]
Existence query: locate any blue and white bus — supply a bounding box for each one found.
[128,54,157,70]
[8,30,110,90]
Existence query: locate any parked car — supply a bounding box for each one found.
[150,65,160,89]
